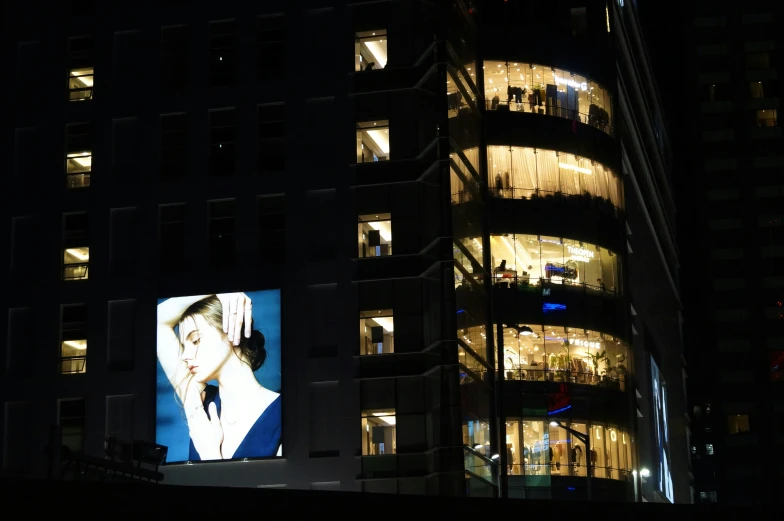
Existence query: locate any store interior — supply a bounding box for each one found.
[490,233,619,293]
[497,324,627,390]
[505,419,632,481]
[482,60,613,134]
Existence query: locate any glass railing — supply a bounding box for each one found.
[501,368,625,391]
[486,98,612,134]
[508,463,632,481]
[464,446,496,483]
[490,273,617,296]
[64,263,89,281]
[60,356,87,374]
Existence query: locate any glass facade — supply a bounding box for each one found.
[490,234,621,294]
[505,419,632,481]
[497,324,628,390]
[354,30,387,72]
[359,309,394,355]
[361,409,396,455]
[483,61,613,135]
[356,120,390,163]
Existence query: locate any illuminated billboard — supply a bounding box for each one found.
[156,291,281,463]
[651,356,673,502]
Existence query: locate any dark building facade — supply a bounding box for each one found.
[0,0,688,502]
[653,0,784,506]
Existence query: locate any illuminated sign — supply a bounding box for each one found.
[567,245,595,262]
[156,290,282,463]
[543,302,567,312]
[554,76,588,91]
[572,338,601,349]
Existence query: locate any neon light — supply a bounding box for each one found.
[547,405,572,415]
[543,303,567,312]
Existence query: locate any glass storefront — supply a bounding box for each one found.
[490,234,621,294]
[483,61,613,135]
[505,419,632,481]
[497,324,628,391]
[487,146,622,209]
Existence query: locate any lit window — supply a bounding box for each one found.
[361,409,396,455]
[356,120,389,163]
[727,414,750,434]
[60,304,87,375]
[66,123,92,189]
[68,67,94,101]
[749,81,765,99]
[570,7,588,36]
[358,214,392,258]
[705,443,714,455]
[63,247,89,280]
[359,309,394,355]
[354,30,387,72]
[756,109,777,127]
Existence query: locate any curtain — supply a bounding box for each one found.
[559,152,582,196]
[510,147,537,197]
[537,149,559,193]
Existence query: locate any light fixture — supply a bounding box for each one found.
[519,325,534,336]
[640,468,650,478]
[474,444,482,450]
[549,421,558,426]
[490,454,500,460]
[632,469,637,476]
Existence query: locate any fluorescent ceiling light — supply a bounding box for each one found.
[70,68,94,87]
[67,152,92,168]
[65,247,89,261]
[373,316,394,333]
[368,220,391,242]
[372,412,396,425]
[63,340,87,350]
[559,162,592,175]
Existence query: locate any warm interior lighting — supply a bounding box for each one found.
[63,340,87,351]
[365,129,389,154]
[372,412,396,425]
[558,162,592,175]
[67,152,92,168]
[373,316,394,333]
[64,247,89,262]
[367,220,392,242]
[69,68,94,87]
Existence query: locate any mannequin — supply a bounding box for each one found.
[495,172,503,194]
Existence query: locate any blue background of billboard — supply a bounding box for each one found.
[155,290,281,463]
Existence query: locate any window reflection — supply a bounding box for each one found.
[506,419,632,481]
[483,61,613,135]
[355,30,387,72]
[485,146,622,209]
[497,324,628,390]
[490,234,621,294]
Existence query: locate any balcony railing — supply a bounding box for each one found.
[508,463,633,482]
[502,368,625,391]
[486,98,613,135]
[64,263,89,281]
[489,273,617,296]
[60,356,87,374]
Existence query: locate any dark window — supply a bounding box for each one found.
[160,114,188,180]
[570,7,588,37]
[209,200,235,269]
[771,350,784,381]
[70,0,94,16]
[159,204,186,272]
[209,109,236,177]
[109,208,138,277]
[161,26,190,94]
[209,21,236,87]
[258,104,285,173]
[747,52,770,69]
[58,399,86,450]
[65,123,92,189]
[257,15,286,80]
[704,83,731,102]
[258,195,285,264]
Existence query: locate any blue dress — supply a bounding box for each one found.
[188,384,281,461]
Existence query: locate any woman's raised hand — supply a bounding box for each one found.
[216,293,253,345]
[183,381,223,460]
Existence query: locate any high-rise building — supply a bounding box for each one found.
[649,0,783,506]
[0,0,689,502]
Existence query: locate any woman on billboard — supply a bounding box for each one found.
[157,292,281,461]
